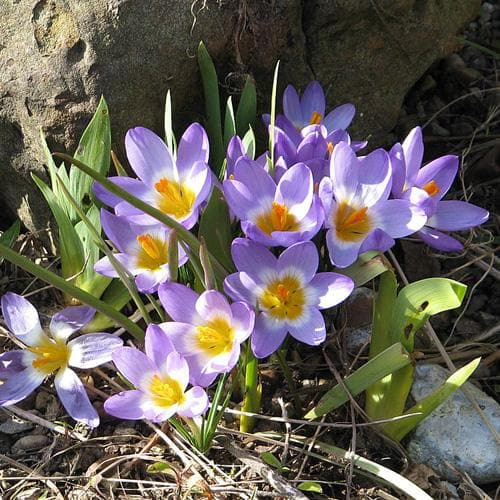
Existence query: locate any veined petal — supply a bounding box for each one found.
[182,160,211,207]
[359,228,395,254]
[135,269,168,293]
[230,238,277,284]
[162,352,189,391]
[330,142,359,203]
[0,366,44,406]
[416,227,464,252]
[251,314,287,358]
[145,324,177,370]
[402,126,423,183]
[93,177,151,209]
[370,199,427,238]
[230,302,255,342]
[157,322,197,357]
[428,200,489,231]
[354,148,391,207]
[274,126,298,164]
[301,81,326,124]
[308,273,354,309]
[177,386,209,417]
[223,272,259,305]
[325,228,364,268]
[283,84,303,128]
[1,293,44,347]
[323,103,356,131]
[234,158,277,196]
[318,177,334,224]
[389,143,406,197]
[277,241,318,283]
[100,210,137,253]
[287,307,326,346]
[104,390,145,420]
[112,347,156,389]
[158,282,199,323]
[195,291,232,323]
[177,123,209,172]
[0,350,25,378]
[68,333,123,369]
[276,163,313,219]
[55,367,99,428]
[415,155,458,199]
[50,306,95,341]
[296,129,328,162]
[94,253,142,278]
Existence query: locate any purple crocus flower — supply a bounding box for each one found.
[319,143,428,268]
[94,124,212,229]
[226,135,268,179]
[94,210,188,293]
[390,127,489,251]
[224,239,354,358]
[223,159,323,247]
[104,326,208,422]
[156,283,255,387]
[0,293,123,427]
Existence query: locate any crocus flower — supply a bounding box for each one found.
[156,283,255,387]
[104,325,208,422]
[94,210,188,293]
[94,124,212,229]
[226,135,268,179]
[224,239,354,358]
[223,159,323,247]
[0,293,123,427]
[319,143,427,268]
[390,127,489,251]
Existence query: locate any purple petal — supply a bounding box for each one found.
[355,148,391,206]
[54,367,99,428]
[371,199,427,237]
[283,84,303,128]
[145,324,177,370]
[428,201,489,231]
[318,177,334,223]
[274,126,298,165]
[50,306,96,341]
[125,127,174,184]
[288,307,326,346]
[325,228,363,268]
[93,177,151,208]
[156,322,196,356]
[242,221,290,247]
[185,355,219,387]
[182,160,211,207]
[274,116,302,146]
[276,163,313,219]
[308,273,354,309]
[230,238,277,283]
[94,253,141,278]
[68,333,123,369]
[0,367,44,406]
[1,293,44,346]
[226,135,246,176]
[195,291,232,322]
[251,314,287,358]
[112,347,156,388]
[162,352,189,390]
[402,127,423,183]
[100,209,137,253]
[323,103,356,131]
[177,123,209,172]
[223,272,259,306]
[416,155,458,199]
[301,81,325,124]
[359,228,395,254]
[0,350,25,378]
[296,129,328,163]
[104,390,145,420]
[277,241,318,282]
[416,227,464,252]
[158,282,199,323]
[177,386,209,417]
[330,142,359,202]
[135,269,167,293]
[230,302,255,342]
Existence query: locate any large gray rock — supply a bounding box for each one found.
[407,363,500,484]
[0,0,480,231]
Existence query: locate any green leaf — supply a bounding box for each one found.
[268,61,280,172]
[164,89,176,155]
[147,461,174,473]
[0,220,20,265]
[338,251,390,287]
[305,343,411,419]
[197,41,224,175]
[223,96,236,148]
[384,357,481,441]
[235,76,257,137]
[69,96,111,218]
[242,126,256,160]
[240,346,262,433]
[298,481,323,493]
[260,452,284,471]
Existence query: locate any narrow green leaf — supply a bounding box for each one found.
[260,452,284,471]
[0,220,20,265]
[197,41,224,174]
[338,251,389,287]
[167,229,179,283]
[242,126,256,160]
[235,76,257,137]
[111,150,128,177]
[199,238,216,291]
[241,346,262,433]
[298,481,323,493]
[164,89,176,155]
[384,358,481,441]
[305,343,411,419]
[268,61,280,173]
[223,96,236,148]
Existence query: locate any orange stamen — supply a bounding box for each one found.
[137,234,161,260]
[309,111,322,125]
[327,142,334,155]
[422,180,440,197]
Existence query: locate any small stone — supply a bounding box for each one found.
[482,2,495,14]
[0,418,34,435]
[406,364,500,484]
[11,434,50,453]
[344,287,374,328]
[345,325,372,352]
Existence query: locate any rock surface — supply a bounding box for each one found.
[0,0,480,230]
[407,363,500,484]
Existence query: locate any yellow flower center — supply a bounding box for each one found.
[196,317,235,357]
[256,202,300,235]
[149,374,185,409]
[309,111,322,125]
[136,234,168,270]
[422,180,440,197]
[334,201,371,242]
[154,178,195,219]
[260,275,305,320]
[327,142,334,155]
[29,336,70,375]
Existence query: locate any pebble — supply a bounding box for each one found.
[0,418,34,435]
[11,434,50,453]
[406,364,500,484]
[344,287,374,329]
[345,325,372,352]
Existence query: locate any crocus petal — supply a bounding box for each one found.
[402,126,423,183]
[428,201,489,231]
[112,347,156,388]
[104,390,145,420]
[416,227,464,252]
[94,253,141,278]
[226,135,246,176]
[55,367,99,428]
[251,314,287,358]
[145,324,177,369]
[359,228,395,254]
[143,401,178,423]
[160,352,189,391]
[308,273,354,309]
[50,306,95,341]
[0,367,44,406]
[155,322,195,355]
[68,333,123,369]
[0,350,25,378]
[389,143,406,197]
[177,123,209,172]
[416,155,458,199]
[230,238,277,283]
[186,356,219,387]
[325,229,363,268]
[125,127,175,184]
[283,84,303,128]
[177,386,209,417]
[195,291,232,323]
[318,177,333,222]
[323,103,356,131]
[287,307,326,346]
[296,129,327,163]
[275,163,313,219]
[223,271,259,305]
[330,142,359,203]
[93,178,151,209]
[100,210,137,253]
[277,241,318,283]
[273,126,297,165]
[301,81,325,123]
[370,199,427,238]
[1,293,44,347]
[353,148,391,207]
[135,269,165,293]
[158,282,199,323]
[230,302,255,342]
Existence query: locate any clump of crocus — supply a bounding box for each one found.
[390,126,489,251]
[224,239,354,358]
[94,124,212,229]
[104,325,208,422]
[319,142,428,268]
[0,293,123,427]
[157,283,255,386]
[94,210,187,293]
[224,160,323,247]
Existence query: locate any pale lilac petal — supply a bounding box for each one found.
[143,402,178,423]
[274,116,302,145]
[100,210,136,253]
[402,127,423,183]
[50,305,95,341]
[68,333,123,368]
[355,148,391,207]
[323,103,356,131]
[330,142,359,202]
[93,178,151,208]
[158,282,199,323]
[308,273,354,309]
[230,238,277,283]
[370,200,427,238]
[223,272,259,306]
[135,269,165,293]
[277,241,318,283]
[416,155,458,199]
[287,307,326,346]
[223,179,260,221]
[104,390,145,420]
[155,322,195,356]
[296,129,327,162]
[251,314,287,358]
[195,291,232,322]
[416,227,463,252]
[125,127,175,184]
[112,347,156,388]
[325,229,363,268]
[182,161,211,207]
[274,126,298,164]
[0,367,44,406]
[428,201,489,231]
[177,386,209,417]
[162,352,189,390]
[318,177,333,223]
[0,350,25,378]
[276,163,313,219]
[242,221,288,247]
[301,81,325,123]
[230,302,255,342]
[186,356,219,387]
[145,324,177,369]
[177,123,209,172]
[226,135,246,176]
[1,293,44,346]
[359,228,395,254]
[283,84,303,128]
[94,253,141,278]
